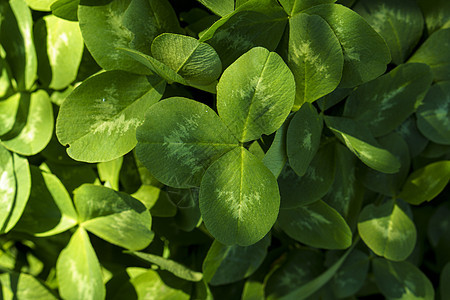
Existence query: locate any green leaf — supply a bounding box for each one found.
[262,118,290,178]
[56,71,165,163]
[1,90,53,156]
[129,251,203,282]
[1,153,31,234]
[199,0,288,67]
[132,185,177,217]
[343,63,432,137]
[98,157,123,190]
[331,250,370,298]
[288,13,343,106]
[265,249,324,299]
[359,132,410,197]
[242,281,265,300]
[278,200,352,249]
[278,0,336,15]
[118,47,187,84]
[287,103,323,176]
[78,0,181,74]
[395,116,429,158]
[372,258,434,300]
[416,82,450,145]
[151,33,222,85]
[74,184,153,250]
[0,56,12,98]
[0,271,57,299]
[277,240,357,300]
[409,28,450,82]
[358,199,416,261]
[25,0,58,10]
[202,236,270,285]
[0,145,16,231]
[398,160,450,205]
[304,4,391,87]
[325,116,401,174]
[56,227,105,300]
[0,93,20,136]
[128,268,190,300]
[279,146,335,208]
[14,166,78,236]
[50,0,79,21]
[217,47,295,142]
[0,0,37,90]
[323,143,364,229]
[136,97,239,188]
[354,0,423,65]
[441,262,450,300]
[197,0,234,16]
[34,14,84,89]
[199,147,279,246]
[417,0,450,34]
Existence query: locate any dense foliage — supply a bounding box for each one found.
[0,0,449,299]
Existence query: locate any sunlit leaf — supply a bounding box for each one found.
[358,199,416,261]
[398,160,450,205]
[325,116,400,174]
[56,227,105,300]
[78,0,181,73]
[135,97,239,188]
[56,71,165,163]
[199,147,279,246]
[288,13,343,106]
[75,184,153,250]
[217,47,295,142]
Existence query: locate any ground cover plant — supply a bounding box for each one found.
[0,0,449,298]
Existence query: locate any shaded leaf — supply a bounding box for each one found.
[354,0,423,65]
[359,132,410,196]
[203,236,270,285]
[1,91,53,156]
[416,81,450,145]
[343,63,432,137]
[197,0,234,16]
[279,146,335,208]
[51,0,79,21]
[14,166,77,236]
[304,3,391,87]
[278,199,352,249]
[0,271,57,299]
[0,0,37,90]
[287,103,323,176]
[409,28,450,82]
[34,14,84,89]
[372,258,434,300]
[199,0,288,67]
[331,249,369,298]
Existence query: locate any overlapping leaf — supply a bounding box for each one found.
[56,71,165,162]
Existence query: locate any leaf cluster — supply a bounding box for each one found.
[0,0,449,299]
